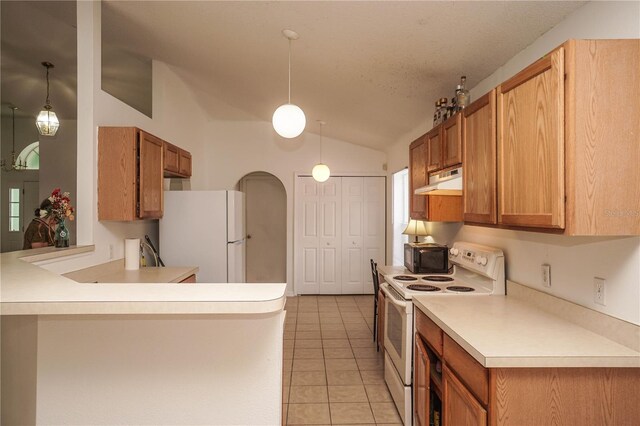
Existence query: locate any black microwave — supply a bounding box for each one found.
[404,243,449,274]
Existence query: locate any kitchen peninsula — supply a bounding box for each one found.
[1,246,286,425]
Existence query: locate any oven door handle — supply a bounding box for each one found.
[381,284,408,308]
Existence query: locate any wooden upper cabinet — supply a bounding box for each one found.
[463,90,497,225]
[139,131,164,219]
[98,127,138,221]
[443,365,487,426]
[564,39,640,235]
[426,126,443,173]
[179,149,192,177]
[163,142,180,174]
[99,127,164,221]
[442,113,462,168]
[497,47,565,229]
[409,136,428,220]
[163,142,192,178]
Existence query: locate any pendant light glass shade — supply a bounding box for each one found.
[36,62,59,136]
[273,103,306,138]
[36,108,60,136]
[273,30,305,139]
[312,163,331,182]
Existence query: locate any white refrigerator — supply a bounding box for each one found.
[160,190,245,283]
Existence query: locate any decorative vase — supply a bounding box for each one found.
[55,219,70,248]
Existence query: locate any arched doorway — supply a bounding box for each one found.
[237,172,286,283]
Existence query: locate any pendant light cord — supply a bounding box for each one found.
[319,122,324,163]
[288,38,291,104]
[45,66,51,107]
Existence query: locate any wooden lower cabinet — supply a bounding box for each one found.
[415,309,640,425]
[443,365,487,426]
[414,336,430,426]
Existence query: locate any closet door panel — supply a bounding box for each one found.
[295,177,320,294]
[363,177,386,294]
[341,177,364,294]
[319,177,342,294]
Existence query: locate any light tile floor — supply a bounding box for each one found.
[283,295,402,425]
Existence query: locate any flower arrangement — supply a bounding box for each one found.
[47,188,75,222]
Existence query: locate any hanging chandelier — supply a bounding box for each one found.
[1,106,27,172]
[312,120,330,182]
[272,29,306,139]
[36,61,60,136]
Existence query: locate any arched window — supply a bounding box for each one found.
[17,141,39,170]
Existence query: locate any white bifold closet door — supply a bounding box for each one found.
[295,176,385,295]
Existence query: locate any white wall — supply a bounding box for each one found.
[385,1,640,325]
[205,119,387,294]
[72,1,211,272]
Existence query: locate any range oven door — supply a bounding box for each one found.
[382,283,413,385]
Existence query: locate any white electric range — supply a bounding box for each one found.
[380,241,505,425]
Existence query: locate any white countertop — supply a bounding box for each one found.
[1,247,286,315]
[63,259,198,284]
[413,295,640,368]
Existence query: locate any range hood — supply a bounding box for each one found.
[414,167,462,196]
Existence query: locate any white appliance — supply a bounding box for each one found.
[380,241,505,425]
[413,167,462,195]
[160,190,246,283]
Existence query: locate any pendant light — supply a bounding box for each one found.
[36,61,60,136]
[272,29,306,138]
[312,120,330,182]
[1,106,27,172]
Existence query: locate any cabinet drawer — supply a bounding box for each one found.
[415,309,443,356]
[443,334,488,406]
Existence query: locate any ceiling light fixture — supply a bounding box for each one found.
[1,106,27,172]
[36,61,60,136]
[312,120,330,182]
[272,29,306,138]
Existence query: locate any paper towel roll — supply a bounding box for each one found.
[125,238,140,270]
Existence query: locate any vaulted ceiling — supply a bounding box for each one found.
[3,1,585,148]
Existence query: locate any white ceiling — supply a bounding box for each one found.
[1,1,77,119]
[104,1,583,149]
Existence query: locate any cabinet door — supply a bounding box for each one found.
[426,126,443,173]
[442,114,462,168]
[163,142,180,174]
[98,127,137,221]
[497,47,565,229]
[414,336,430,426]
[409,136,427,220]
[463,90,497,224]
[179,149,192,177]
[139,131,164,219]
[443,365,486,426]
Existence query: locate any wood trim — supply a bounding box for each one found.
[179,274,196,283]
[499,213,562,228]
[500,55,552,93]
[415,309,443,357]
[443,334,489,407]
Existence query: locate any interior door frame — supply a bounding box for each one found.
[293,172,387,296]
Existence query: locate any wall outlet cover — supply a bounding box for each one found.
[541,264,551,287]
[594,277,606,306]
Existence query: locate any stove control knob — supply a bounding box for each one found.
[477,256,488,266]
[450,248,459,256]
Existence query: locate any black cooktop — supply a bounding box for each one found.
[422,276,454,283]
[407,284,442,292]
[394,275,418,281]
[446,286,475,292]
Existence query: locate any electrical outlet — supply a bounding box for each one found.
[109,244,114,260]
[541,264,551,287]
[594,278,606,306]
